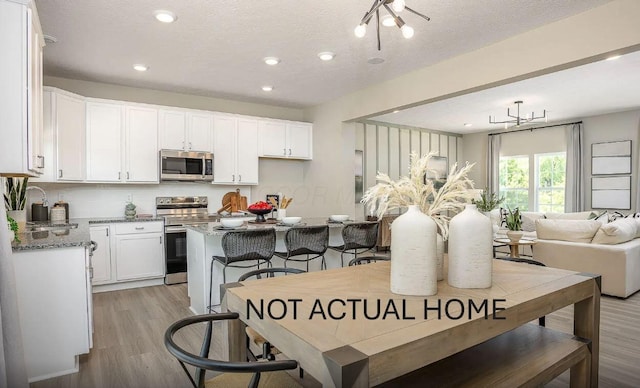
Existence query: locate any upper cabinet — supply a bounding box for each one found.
[258,120,312,160]
[125,106,159,182]
[56,92,87,181]
[159,109,213,152]
[0,0,45,176]
[213,115,259,185]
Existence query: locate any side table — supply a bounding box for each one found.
[493,238,537,258]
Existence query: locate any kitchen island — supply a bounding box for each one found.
[185,218,360,314]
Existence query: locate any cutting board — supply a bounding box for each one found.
[218,189,248,213]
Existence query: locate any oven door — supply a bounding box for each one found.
[164,226,188,284]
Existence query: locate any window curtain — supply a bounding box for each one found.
[487,134,501,196]
[565,123,584,212]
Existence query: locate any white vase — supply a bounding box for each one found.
[436,234,444,281]
[448,204,493,289]
[390,205,438,296]
[506,230,524,243]
[8,209,27,234]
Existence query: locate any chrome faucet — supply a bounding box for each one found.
[27,186,49,207]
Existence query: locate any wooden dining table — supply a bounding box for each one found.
[222,259,600,387]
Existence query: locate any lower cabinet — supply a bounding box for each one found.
[89,221,165,289]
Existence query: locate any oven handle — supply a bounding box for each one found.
[165,226,187,233]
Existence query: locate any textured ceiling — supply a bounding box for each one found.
[35,0,612,108]
[371,50,640,134]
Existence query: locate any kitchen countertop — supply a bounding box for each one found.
[185,217,358,236]
[88,216,164,224]
[12,219,92,251]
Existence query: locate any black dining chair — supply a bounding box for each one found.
[348,255,390,266]
[164,312,301,388]
[274,225,329,271]
[328,221,380,267]
[495,256,547,327]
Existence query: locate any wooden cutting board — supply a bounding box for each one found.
[218,189,248,213]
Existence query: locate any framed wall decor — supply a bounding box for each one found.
[425,156,448,190]
[591,140,632,175]
[591,176,631,210]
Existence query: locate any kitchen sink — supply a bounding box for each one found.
[26,223,79,232]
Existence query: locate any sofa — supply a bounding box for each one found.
[491,210,640,298]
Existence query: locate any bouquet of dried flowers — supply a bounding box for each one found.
[361,152,475,240]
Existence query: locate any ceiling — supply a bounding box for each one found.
[370,50,640,134]
[35,0,612,109]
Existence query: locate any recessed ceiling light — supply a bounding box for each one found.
[464,123,473,127]
[606,55,621,61]
[133,64,148,72]
[263,57,280,66]
[317,52,335,61]
[381,15,396,27]
[262,86,274,92]
[367,57,385,65]
[154,10,177,23]
[44,34,58,44]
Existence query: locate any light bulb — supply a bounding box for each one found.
[401,24,414,39]
[392,0,406,12]
[381,15,396,27]
[354,23,367,38]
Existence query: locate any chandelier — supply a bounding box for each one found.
[489,101,547,128]
[354,0,430,51]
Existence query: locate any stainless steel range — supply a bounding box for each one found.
[156,196,219,285]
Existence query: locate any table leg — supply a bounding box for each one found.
[572,275,601,387]
[222,282,247,362]
[510,245,519,258]
[323,345,369,387]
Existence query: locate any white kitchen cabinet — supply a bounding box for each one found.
[125,106,158,182]
[12,246,92,382]
[90,225,112,285]
[86,101,123,182]
[258,120,312,160]
[213,115,259,185]
[0,0,45,176]
[113,222,164,281]
[55,91,87,181]
[159,109,213,152]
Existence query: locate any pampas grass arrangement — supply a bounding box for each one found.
[361,152,475,240]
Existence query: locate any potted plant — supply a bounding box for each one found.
[4,177,28,233]
[7,214,19,243]
[472,188,504,214]
[504,207,523,242]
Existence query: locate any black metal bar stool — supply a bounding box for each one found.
[328,221,379,267]
[348,255,390,266]
[273,225,329,271]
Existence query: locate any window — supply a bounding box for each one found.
[536,153,566,213]
[499,155,529,211]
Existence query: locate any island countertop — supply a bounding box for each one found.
[185,217,356,236]
[12,219,92,251]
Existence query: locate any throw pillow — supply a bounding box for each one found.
[589,210,609,225]
[544,211,594,220]
[609,211,626,221]
[624,212,640,218]
[521,212,545,232]
[536,219,602,243]
[591,218,638,245]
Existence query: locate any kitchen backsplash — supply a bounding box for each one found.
[26,183,252,219]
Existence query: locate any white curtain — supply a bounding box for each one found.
[487,134,502,196]
[0,198,28,387]
[565,123,584,212]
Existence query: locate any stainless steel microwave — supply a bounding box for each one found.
[160,150,213,182]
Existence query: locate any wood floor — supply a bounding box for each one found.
[31,284,640,388]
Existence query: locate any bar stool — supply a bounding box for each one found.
[329,221,379,267]
[210,229,275,312]
[348,256,390,266]
[273,225,329,271]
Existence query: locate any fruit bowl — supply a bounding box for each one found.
[247,201,273,222]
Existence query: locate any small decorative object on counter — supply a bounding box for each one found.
[50,205,66,224]
[361,152,476,296]
[7,215,19,243]
[4,177,28,233]
[247,201,272,222]
[448,204,493,289]
[54,201,70,222]
[125,202,137,220]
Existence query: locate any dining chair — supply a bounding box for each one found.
[164,312,301,388]
[274,225,329,271]
[348,255,390,266]
[328,221,380,267]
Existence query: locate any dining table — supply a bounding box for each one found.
[222,258,600,387]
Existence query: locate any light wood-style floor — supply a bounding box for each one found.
[31,284,640,388]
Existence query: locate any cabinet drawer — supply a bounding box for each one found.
[115,222,163,235]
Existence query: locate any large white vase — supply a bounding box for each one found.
[448,204,493,289]
[436,234,444,281]
[390,205,438,296]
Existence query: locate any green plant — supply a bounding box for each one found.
[7,214,19,243]
[4,177,29,211]
[472,188,504,212]
[361,152,476,240]
[504,207,522,231]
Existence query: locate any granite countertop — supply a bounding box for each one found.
[186,217,356,236]
[12,219,92,251]
[88,216,164,224]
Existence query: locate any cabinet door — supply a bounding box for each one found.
[287,123,312,159]
[258,120,287,157]
[30,90,55,182]
[86,102,123,182]
[187,112,213,152]
[115,233,164,281]
[126,106,158,182]
[236,118,259,184]
[56,93,86,181]
[27,9,44,174]
[213,116,237,184]
[159,110,186,150]
[90,226,112,285]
